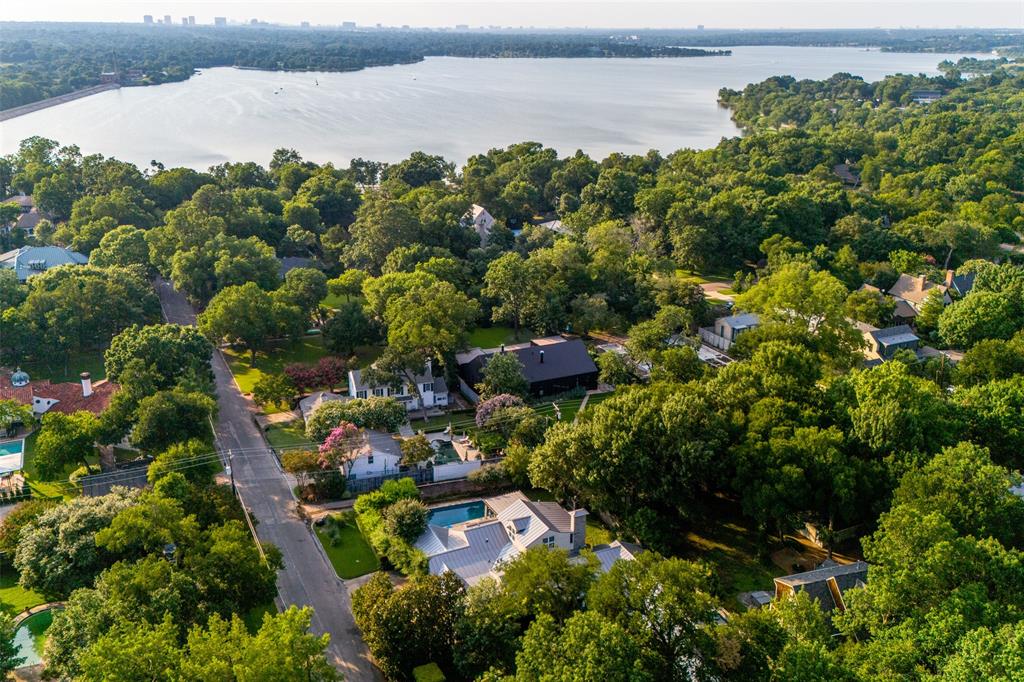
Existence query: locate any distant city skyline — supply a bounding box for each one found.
[1,1,1021,29]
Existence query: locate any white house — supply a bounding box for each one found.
[345,447,402,480]
[699,312,760,351]
[347,364,448,412]
[416,491,611,586]
[462,204,496,246]
[324,428,404,480]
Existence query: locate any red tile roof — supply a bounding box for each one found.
[0,374,118,415]
[40,379,118,415]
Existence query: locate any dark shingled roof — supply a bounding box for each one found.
[462,338,597,385]
[775,560,868,612]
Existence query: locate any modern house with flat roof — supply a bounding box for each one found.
[856,322,921,362]
[456,336,598,400]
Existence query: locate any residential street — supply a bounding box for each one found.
[155,278,378,681]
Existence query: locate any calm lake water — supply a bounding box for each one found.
[0,46,982,169]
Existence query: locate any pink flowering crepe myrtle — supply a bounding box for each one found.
[317,421,364,470]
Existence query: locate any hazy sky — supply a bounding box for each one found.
[2,1,1021,29]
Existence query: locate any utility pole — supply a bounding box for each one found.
[227,450,236,496]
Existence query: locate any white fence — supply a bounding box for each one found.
[699,328,733,351]
[433,460,482,481]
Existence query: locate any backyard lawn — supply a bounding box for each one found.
[682,497,784,609]
[223,335,382,395]
[0,571,45,614]
[315,512,380,579]
[265,421,314,450]
[22,350,106,384]
[407,409,474,435]
[467,326,520,349]
[582,391,615,411]
[20,431,81,500]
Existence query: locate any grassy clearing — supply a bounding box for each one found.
[467,326,520,349]
[22,350,107,384]
[0,572,45,614]
[682,498,784,609]
[223,336,382,395]
[315,511,380,579]
[265,421,314,450]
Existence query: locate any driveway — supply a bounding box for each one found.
[155,278,378,681]
[700,281,735,302]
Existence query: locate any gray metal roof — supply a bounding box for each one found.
[592,540,643,572]
[0,246,88,281]
[870,325,919,346]
[418,519,510,586]
[717,312,760,329]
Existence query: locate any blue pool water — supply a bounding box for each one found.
[0,440,24,456]
[428,501,485,528]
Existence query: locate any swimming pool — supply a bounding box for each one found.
[427,501,485,528]
[0,440,24,456]
[13,608,55,668]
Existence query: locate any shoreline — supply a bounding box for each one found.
[0,83,121,122]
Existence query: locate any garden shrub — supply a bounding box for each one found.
[354,478,428,575]
[306,397,406,440]
[413,663,447,682]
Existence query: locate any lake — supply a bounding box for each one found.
[0,46,982,169]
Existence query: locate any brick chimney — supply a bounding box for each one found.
[916,274,927,291]
[80,372,92,398]
[944,269,954,288]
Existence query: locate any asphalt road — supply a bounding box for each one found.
[155,278,378,681]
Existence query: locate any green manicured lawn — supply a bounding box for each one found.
[320,292,365,312]
[583,391,615,410]
[408,410,474,435]
[242,601,278,634]
[467,326,520,349]
[22,350,107,384]
[315,512,380,579]
[683,497,784,609]
[20,431,82,500]
[0,572,45,614]
[223,336,382,396]
[265,421,314,450]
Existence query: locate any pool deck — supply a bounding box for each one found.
[13,602,64,627]
[0,439,25,475]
